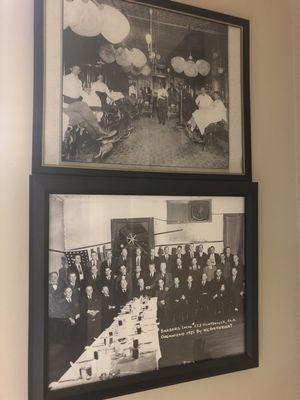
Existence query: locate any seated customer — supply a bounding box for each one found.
[188,91,227,135]
[63,66,113,138]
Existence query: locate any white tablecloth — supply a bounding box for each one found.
[50,297,161,390]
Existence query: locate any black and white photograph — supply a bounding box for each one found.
[48,194,247,390]
[38,0,250,177]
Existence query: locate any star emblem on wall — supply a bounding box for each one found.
[126,233,138,246]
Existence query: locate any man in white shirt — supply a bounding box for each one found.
[157,82,168,125]
[63,66,114,138]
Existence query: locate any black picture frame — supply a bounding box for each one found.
[32,0,251,181]
[29,174,258,400]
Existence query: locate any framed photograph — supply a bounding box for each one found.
[32,0,251,180]
[29,174,258,400]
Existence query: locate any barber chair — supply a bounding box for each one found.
[204,120,229,155]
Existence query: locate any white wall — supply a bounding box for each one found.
[0,0,300,400]
[49,195,65,274]
[62,195,243,250]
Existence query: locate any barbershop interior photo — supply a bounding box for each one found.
[62,0,230,169]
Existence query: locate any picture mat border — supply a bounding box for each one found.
[29,174,258,400]
[32,0,252,181]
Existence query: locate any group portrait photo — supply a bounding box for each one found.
[47,193,247,391]
[40,0,248,176]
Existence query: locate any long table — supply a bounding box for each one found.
[50,297,161,390]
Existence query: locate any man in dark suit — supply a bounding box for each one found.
[101,267,115,300]
[198,272,212,319]
[207,246,221,267]
[132,264,144,294]
[49,271,63,343]
[211,267,226,316]
[84,264,102,293]
[132,247,146,273]
[144,263,158,297]
[172,257,186,282]
[116,279,130,310]
[49,272,63,318]
[101,250,117,276]
[220,252,231,280]
[133,278,146,298]
[81,285,101,344]
[65,272,82,305]
[146,248,159,270]
[169,277,185,324]
[224,247,234,267]
[157,262,173,291]
[227,267,244,314]
[68,254,88,285]
[183,243,196,269]
[117,248,130,272]
[195,244,208,269]
[115,265,132,297]
[184,275,197,322]
[232,254,243,275]
[172,245,184,270]
[159,246,173,273]
[56,286,81,344]
[187,257,202,285]
[156,279,169,326]
[58,257,69,288]
[100,286,116,329]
